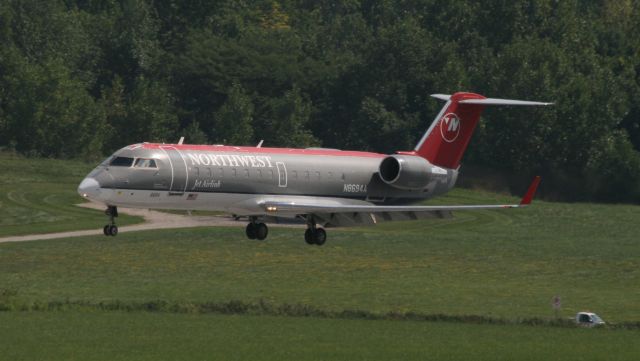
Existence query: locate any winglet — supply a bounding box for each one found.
[520,176,541,206]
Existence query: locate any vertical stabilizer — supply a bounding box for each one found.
[413,92,551,169]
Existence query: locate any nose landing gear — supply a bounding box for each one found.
[103,206,118,237]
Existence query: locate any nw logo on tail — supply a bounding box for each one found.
[440,113,461,143]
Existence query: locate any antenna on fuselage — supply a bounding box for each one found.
[178,136,185,145]
[257,140,264,148]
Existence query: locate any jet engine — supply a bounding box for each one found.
[378,155,445,190]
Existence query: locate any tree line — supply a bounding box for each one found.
[0,0,639,202]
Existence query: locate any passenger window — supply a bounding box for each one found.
[292,170,297,179]
[195,167,200,176]
[232,168,237,177]
[315,171,321,180]
[110,157,134,167]
[244,169,249,178]
[207,168,212,177]
[304,171,310,181]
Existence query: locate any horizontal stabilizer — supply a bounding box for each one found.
[430,94,451,101]
[430,94,552,106]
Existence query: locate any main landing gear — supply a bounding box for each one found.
[304,220,326,246]
[103,206,118,237]
[246,217,268,241]
[243,217,328,246]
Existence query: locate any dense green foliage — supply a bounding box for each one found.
[1,1,639,201]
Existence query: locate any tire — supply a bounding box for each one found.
[245,223,257,239]
[304,229,315,245]
[108,225,118,237]
[314,228,326,246]
[255,223,268,241]
[103,225,110,236]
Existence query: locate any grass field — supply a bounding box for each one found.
[1,152,639,360]
[1,312,638,361]
[0,152,142,236]
[1,202,638,322]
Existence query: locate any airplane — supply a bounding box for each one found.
[78,92,549,245]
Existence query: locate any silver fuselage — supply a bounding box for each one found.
[78,143,458,216]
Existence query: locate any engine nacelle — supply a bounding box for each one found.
[378,155,445,190]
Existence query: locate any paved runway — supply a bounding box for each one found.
[0,203,251,243]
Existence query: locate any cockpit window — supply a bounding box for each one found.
[109,157,134,167]
[134,158,157,168]
[100,156,114,166]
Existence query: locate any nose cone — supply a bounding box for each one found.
[78,177,101,200]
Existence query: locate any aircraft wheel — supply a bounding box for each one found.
[108,225,118,237]
[314,228,326,246]
[304,229,314,245]
[103,225,110,236]
[255,223,268,241]
[245,223,257,239]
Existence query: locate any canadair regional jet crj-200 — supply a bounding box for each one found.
[78,92,549,245]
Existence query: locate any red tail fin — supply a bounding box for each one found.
[412,92,552,169]
[414,92,486,169]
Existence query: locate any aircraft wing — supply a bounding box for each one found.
[259,177,541,227]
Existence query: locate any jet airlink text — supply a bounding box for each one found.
[193,179,222,189]
[187,153,274,168]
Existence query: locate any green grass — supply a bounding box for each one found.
[0,312,638,361]
[0,194,638,322]
[1,152,639,360]
[0,152,142,236]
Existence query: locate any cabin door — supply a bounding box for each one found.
[160,146,188,194]
[276,162,287,188]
